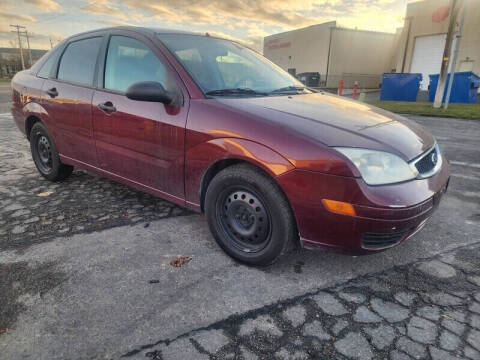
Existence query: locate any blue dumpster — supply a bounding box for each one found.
[380,73,422,102]
[428,72,480,103]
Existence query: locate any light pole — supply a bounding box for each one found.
[444,0,467,109]
[433,0,459,108]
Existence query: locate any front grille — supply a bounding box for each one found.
[414,146,439,174]
[362,230,408,249]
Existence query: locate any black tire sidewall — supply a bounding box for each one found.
[30,123,63,181]
[205,165,294,266]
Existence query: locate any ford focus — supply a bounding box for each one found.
[11,27,450,265]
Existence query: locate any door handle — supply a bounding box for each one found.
[46,87,58,98]
[98,101,116,114]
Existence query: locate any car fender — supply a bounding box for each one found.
[185,137,295,210]
[21,101,60,141]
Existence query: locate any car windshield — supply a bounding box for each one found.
[158,33,309,97]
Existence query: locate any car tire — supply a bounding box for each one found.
[205,163,296,266]
[30,122,74,181]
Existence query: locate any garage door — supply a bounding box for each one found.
[410,34,446,90]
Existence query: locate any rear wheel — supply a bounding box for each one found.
[30,122,73,181]
[205,164,296,266]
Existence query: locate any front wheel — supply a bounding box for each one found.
[205,164,296,266]
[30,122,74,181]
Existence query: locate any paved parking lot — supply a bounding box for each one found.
[0,81,11,113]
[0,80,479,359]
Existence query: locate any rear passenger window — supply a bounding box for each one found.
[104,36,168,93]
[57,37,102,86]
[37,48,60,79]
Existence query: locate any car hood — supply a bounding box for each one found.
[216,92,435,161]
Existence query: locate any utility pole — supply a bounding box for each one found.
[444,0,467,109]
[10,24,26,70]
[23,30,33,68]
[433,0,460,108]
[49,37,54,49]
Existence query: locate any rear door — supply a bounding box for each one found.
[41,35,103,166]
[92,31,188,200]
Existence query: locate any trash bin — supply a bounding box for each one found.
[428,72,480,103]
[297,72,320,87]
[380,73,422,102]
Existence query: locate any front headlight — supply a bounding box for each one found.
[335,148,418,185]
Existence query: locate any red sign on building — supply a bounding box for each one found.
[265,38,291,50]
[432,6,450,23]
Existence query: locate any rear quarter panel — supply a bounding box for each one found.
[11,71,46,137]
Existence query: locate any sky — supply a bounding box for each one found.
[0,0,413,51]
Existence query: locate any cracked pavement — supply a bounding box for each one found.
[130,244,480,360]
[0,81,479,359]
[0,109,189,252]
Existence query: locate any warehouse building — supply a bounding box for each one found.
[393,0,480,90]
[263,21,397,89]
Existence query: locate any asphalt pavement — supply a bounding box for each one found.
[0,80,479,359]
[0,81,11,113]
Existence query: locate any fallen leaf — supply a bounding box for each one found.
[170,256,192,267]
[149,279,160,284]
[441,314,455,320]
[37,191,54,197]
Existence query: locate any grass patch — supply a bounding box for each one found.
[0,78,12,83]
[367,101,480,120]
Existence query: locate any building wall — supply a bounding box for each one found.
[263,22,397,88]
[457,0,480,74]
[396,0,480,76]
[326,28,397,88]
[263,22,335,77]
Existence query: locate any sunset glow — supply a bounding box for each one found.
[0,0,411,51]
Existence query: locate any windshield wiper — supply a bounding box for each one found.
[269,85,306,94]
[205,88,268,96]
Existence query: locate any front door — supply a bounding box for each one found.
[92,34,188,200]
[41,36,103,166]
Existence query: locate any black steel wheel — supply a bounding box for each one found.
[205,163,297,266]
[217,188,272,253]
[35,134,53,174]
[30,122,74,181]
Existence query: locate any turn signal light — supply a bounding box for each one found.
[322,199,356,216]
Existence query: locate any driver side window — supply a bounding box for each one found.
[104,36,175,94]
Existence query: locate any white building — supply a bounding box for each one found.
[263,21,398,89]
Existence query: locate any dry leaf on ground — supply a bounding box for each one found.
[170,256,192,267]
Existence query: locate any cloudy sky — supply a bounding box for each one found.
[0,0,411,51]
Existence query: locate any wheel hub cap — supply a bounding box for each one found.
[221,190,270,250]
[36,135,52,172]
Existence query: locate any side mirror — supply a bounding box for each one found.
[125,81,173,104]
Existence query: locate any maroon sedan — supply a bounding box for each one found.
[11,27,450,265]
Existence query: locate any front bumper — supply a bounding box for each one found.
[277,158,450,254]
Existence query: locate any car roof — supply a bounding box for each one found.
[67,26,206,40]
